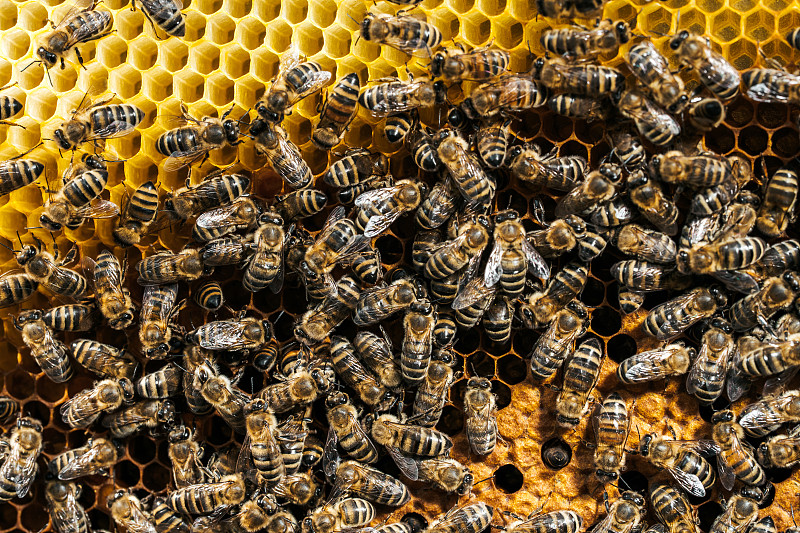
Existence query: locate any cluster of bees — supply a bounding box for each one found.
[3,0,800,532]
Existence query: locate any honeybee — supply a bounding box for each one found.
[108,490,157,533]
[412,457,473,494]
[400,299,437,384]
[735,334,800,378]
[507,145,586,192]
[359,77,444,116]
[534,57,624,96]
[482,296,513,343]
[240,211,287,293]
[324,392,379,477]
[329,460,410,507]
[14,241,87,298]
[555,166,620,218]
[53,95,143,151]
[651,151,731,188]
[295,275,361,345]
[259,363,332,414]
[625,40,688,113]
[429,46,509,82]
[136,362,182,399]
[15,310,73,383]
[275,189,328,221]
[542,19,630,58]
[352,332,399,389]
[617,342,694,384]
[83,250,135,329]
[432,128,495,205]
[0,397,17,426]
[370,412,453,464]
[712,410,766,490]
[757,426,800,468]
[519,262,588,329]
[39,303,96,332]
[156,104,242,171]
[45,480,90,533]
[738,390,800,438]
[650,484,697,533]
[361,13,442,57]
[526,217,582,258]
[593,392,630,483]
[306,497,375,533]
[137,248,210,285]
[627,172,680,236]
[461,75,548,119]
[639,433,718,497]
[485,209,550,296]
[589,493,644,533]
[323,149,389,189]
[330,336,394,409]
[670,30,740,100]
[353,278,418,326]
[756,167,798,238]
[0,272,37,308]
[615,90,681,146]
[34,1,113,71]
[71,339,138,380]
[677,235,766,275]
[166,173,250,220]
[300,206,367,292]
[232,494,297,533]
[462,376,497,455]
[547,93,613,121]
[348,245,383,286]
[618,287,645,315]
[474,118,514,170]
[0,417,42,501]
[0,87,22,128]
[167,474,247,515]
[132,0,184,38]
[643,287,727,340]
[730,273,800,331]
[686,97,726,132]
[503,510,583,533]
[41,155,118,230]
[0,157,44,197]
[413,349,457,427]
[355,179,426,237]
[529,301,589,382]
[423,502,493,533]
[149,496,191,533]
[743,68,800,104]
[238,399,285,487]
[272,472,322,507]
[406,125,442,173]
[611,260,691,293]
[556,337,602,428]
[312,73,360,150]
[250,118,313,189]
[192,196,260,242]
[452,270,497,329]
[166,425,205,489]
[424,215,491,279]
[608,131,645,170]
[139,283,182,359]
[102,399,176,438]
[200,374,249,432]
[193,280,224,311]
[591,197,637,228]
[200,235,252,267]
[256,50,331,122]
[708,487,761,533]
[60,377,134,428]
[385,112,415,143]
[687,318,737,405]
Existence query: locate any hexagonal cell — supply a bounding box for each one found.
[0,206,26,242]
[448,0,474,13]
[676,8,706,35]
[308,0,336,28]
[726,38,756,70]
[237,17,266,50]
[265,18,293,52]
[160,39,189,72]
[184,10,207,41]
[696,0,724,13]
[18,2,46,31]
[208,12,236,44]
[737,125,769,156]
[0,0,16,30]
[743,10,774,42]
[234,74,264,109]
[206,72,235,107]
[430,7,460,44]
[2,29,29,61]
[254,0,281,22]
[96,34,128,69]
[322,25,352,59]
[463,11,492,47]
[25,87,56,123]
[710,8,741,42]
[284,0,309,24]
[6,117,39,152]
[755,103,787,129]
[761,37,794,68]
[252,48,279,82]
[764,0,791,11]
[771,127,800,159]
[124,153,160,187]
[353,34,381,64]
[297,21,324,57]
[189,41,221,74]
[174,68,205,103]
[116,8,145,40]
[603,1,638,26]
[224,0,252,17]
[129,36,159,71]
[109,64,142,100]
[493,16,524,50]
[143,66,174,102]
[195,0,223,15]
[725,97,754,127]
[641,5,673,37]
[478,0,507,16]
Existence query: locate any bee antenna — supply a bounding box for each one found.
[0,240,15,252]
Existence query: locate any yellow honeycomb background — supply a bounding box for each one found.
[0,0,797,530]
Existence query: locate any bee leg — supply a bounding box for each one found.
[0,121,25,129]
[75,48,87,70]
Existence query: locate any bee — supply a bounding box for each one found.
[232,494,297,533]
[354,330,402,389]
[743,68,800,104]
[547,93,613,121]
[60,377,134,428]
[273,411,311,475]
[156,104,242,171]
[677,236,766,275]
[238,399,285,487]
[83,250,135,329]
[452,271,497,330]
[413,350,457,427]
[618,287,646,315]
[385,112,414,143]
[102,399,176,438]
[0,157,44,197]
[370,413,453,462]
[132,0,184,38]
[71,339,138,380]
[627,171,680,236]
[136,362,182,399]
[423,502,493,533]
[640,433,718,497]
[424,215,491,279]
[137,248,210,286]
[607,131,645,170]
[353,278,418,326]
[330,336,394,409]
[187,316,272,354]
[555,166,621,218]
[649,484,697,533]
[617,342,694,384]
[735,334,800,378]
[413,457,473,494]
[529,301,589,382]
[738,389,800,438]
[0,272,37,308]
[324,392,379,475]
[0,417,42,501]
[406,125,442,173]
[461,74,548,119]
[503,510,582,533]
[329,460,410,507]
[295,275,361,345]
[0,87,22,127]
[139,283,182,359]
[485,209,550,296]
[306,497,375,533]
[193,280,224,311]
[686,97,726,132]
[256,50,331,121]
[757,167,798,237]
[113,180,159,246]
[166,425,205,489]
[45,480,90,533]
[39,303,96,332]
[167,474,247,515]
[534,57,624,96]
[108,490,157,533]
[0,397,18,426]
[300,206,366,292]
[250,118,313,189]
[259,363,332,414]
[611,260,691,293]
[711,410,766,490]
[670,30,740,100]
[651,151,732,188]
[461,376,498,455]
[360,13,442,57]
[757,426,800,468]
[730,273,800,331]
[323,149,389,189]
[507,145,587,191]
[591,197,637,228]
[434,128,497,204]
[242,211,287,293]
[429,46,509,82]
[614,224,677,264]
[708,486,761,533]
[275,189,328,221]
[34,1,113,70]
[14,241,87,297]
[556,337,603,428]
[355,179,427,237]
[625,40,688,113]
[754,240,800,277]
[526,217,582,258]
[272,472,322,507]
[192,196,260,242]
[312,73,361,151]
[53,95,143,151]
[180,345,215,415]
[542,19,630,58]
[200,235,252,267]
[593,392,630,483]
[166,173,250,220]
[615,90,681,146]
[200,374,249,432]
[15,310,73,383]
[691,169,748,217]
[359,77,443,116]
[348,245,383,286]
[643,287,727,340]
[483,296,514,343]
[519,262,588,329]
[431,271,461,305]
[401,299,437,384]
[149,497,191,533]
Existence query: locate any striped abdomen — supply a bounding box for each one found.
[157,127,202,157]
[141,0,185,37]
[62,170,108,207]
[90,104,143,136]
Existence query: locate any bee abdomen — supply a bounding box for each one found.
[90,104,143,133]
[157,127,201,157]
[63,170,109,207]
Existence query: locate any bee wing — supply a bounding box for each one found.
[196,321,250,350]
[674,439,720,455]
[279,44,301,75]
[726,350,751,401]
[454,272,495,311]
[711,270,760,294]
[292,69,333,101]
[56,446,103,479]
[0,446,37,498]
[762,366,798,398]
[666,466,706,497]
[137,0,184,17]
[686,342,729,395]
[698,53,740,92]
[195,202,246,229]
[48,487,85,532]
[387,18,436,57]
[355,184,401,209]
[73,199,121,219]
[124,502,159,533]
[483,240,504,288]
[386,446,419,481]
[43,266,87,295]
[745,69,800,102]
[162,147,210,172]
[265,134,310,184]
[235,432,254,476]
[522,237,550,280]
[740,394,797,431]
[588,511,615,533]
[627,41,672,85]
[89,117,139,141]
[632,98,681,136]
[54,0,107,46]
[323,424,341,482]
[368,83,422,114]
[715,446,737,491]
[141,283,178,321]
[620,348,676,383]
[268,229,292,295]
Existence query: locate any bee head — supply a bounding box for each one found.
[429,52,445,77]
[36,47,58,68]
[107,489,127,506]
[669,30,690,50]
[223,118,240,143]
[168,425,191,443]
[616,21,631,43]
[52,128,72,150]
[17,416,42,432]
[457,472,473,495]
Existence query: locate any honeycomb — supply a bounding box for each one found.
[0,0,798,530]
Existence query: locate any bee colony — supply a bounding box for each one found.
[1,0,800,531]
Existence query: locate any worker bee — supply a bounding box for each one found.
[592,198,637,227]
[0,417,42,501]
[113,180,159,246]
[534,57,624,96]
[231,494,297,533]
[39,303,96,332]
[259,362,332,414]
[132,0,184,38]
[71,339,138,380]
[412,349,456,427]
[136,362,182,399]
[34,1,113,71]
[423,502,494,533]
[757,426,800,468]
[0,86,22,128]
[60,377,134,428]
[295,275,361,345]
[348,245,383,286]
[625,40,688,113]
[83,250,135,329]
[526,217,582,258]
[735,334,800,378]
[650,484,697,533]
[542,19,630,58]
[756,167,798,238]
[156,103,242,171]
[547,93,613,121]
[108,490,157,533]
[485,209,550,296]
[272,472,322,507]
[329,460,410,507]
[300,206,367,292]
[353,278,418,326]
[507,145,587,191]
[738,390,800,438]
[166,425,205,489]
[555,166,621,218]
[239,399,285,487]
[53,95,143,151]
[576,226,610,262]
[430,46,509,82]
[167,474,247,515]
[166,173,250,220]
[686,97,727,132]
[323,149,389,189]
[202,235,252,268]
[192,196,260,242]
[359,77,444,116]
[615,90,681,146]
[627,172,680,236]
[182,346,216,415]
[312,73,361,150]
[406,124,442,173]
[201,374,249,432]
[0,272,37,309]
[611,260,691,293]
[401,299,437,384]
[617,342,694,384]
[45,479,90,533]
[324,391,379,476]
[529,301,589,382]
[256,50,331,122]
[0,157,44,197]
[461,74,548,119]
[353,331,401,389]
[149,496,191,533]
[462,376,497,455]
[370,413,453,468]
[250,118,313,189]
[670,30,740,100]
[709,486,762,533]
[435,128,497,205]
[643,287,727,340]
[274,189,328,222]
[752,240,800,277]
[677,235,766,275]
[361,12,442,57]
[519,262,588,329]
[730,273,800,331]
[102,399,176,438]
[452,270,497,329]
[0,397,17,426]
[614,225,676,265]
[503,509,582,533]
[242,211,287,293]
[593,392,630,483]
[651,151,732,188]
[474,118,514,170]
[193,280,224,311]
[617,287,645,315]
[137,248,210,286]
[691,163,749,217]
[711,410,766,490]
[355,179,427,237]
[412,457,473,494]
[139,283,182,359]
[639,433,718,497]
[15,310,73,383]
[330,336,394,409]
[385,111,415,143]
[13,240,86,298]
[743,68,800,104]
[607,131,645,170]
[306,497,375,533]
[424,215,491,279]
[555,337,602,428]
[482,296,513,343]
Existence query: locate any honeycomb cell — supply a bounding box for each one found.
[0,503,14,530]
[463,11,492,47]
[0,0,15,30]
[676,8,707,34]
[727,38,756,70]
[705,125,736,153]
[2,29,30,61]
[479,0,507,16]
[297,21,325,57]
[265,18,293,52]
[190,41,221,75]
[322,25,352,59]
[738,125,769,156]
[206,72,235,106]
[710,9,741,42]
[761,37,794,67]
[756,103,788,129]
[309,0,336,27]
[284,0,309,25]
[429,8,460,43]
[129,36,158,71]
[18,2,47,31]
[143,66,174,101]
[109,64,142,100]
[541,437,572,470]
[116,7,145,40]
[224,0,252,18]
[96,35,129,69]
[493,16,524,49]
[725,97,754,127]
[236,17,266,51]
[208,12,236,44]
[606,334,637,363]
[448,0,475,14]
[664,0,689,7]
[6,369,33,401]
[185,10,207,41]
[174,68,206,102]
[764,0,791,11]
[20,502,48,532]
[603,1,639,24]
[233,74,264,110]
[494,464,524,493]
[641,4,674,36]
[196,0,223,15]
[771,127,800,159]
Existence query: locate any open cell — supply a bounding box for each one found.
[184,11,207,41]
[494,17,524,49]
[190,42,221,74]
[448,0,474,13]
[462,11,492,47]
[174,68,205,102]
[252,47,279,82]
[284,0,309,24]
[727,38,756,70]
[129,36,159,71]
[26,87,56,122]
[234,74,265,109]
[744,11,774,42]
[296,22,324,57]
[208,12,236,44]
[677,8,707,35]
[196,0,223,15]
[710,9,741,42]
[18,2,46,31]
[117,8,145,40]
[236,17,266,50]
[143,66,174,101]
[478,0,507,16]
[109,64,142,100]
[323,25,352,59]
[429,7,460,42]
[2,29,29,60]
[265,18,293,52]
[642,5,674,36]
